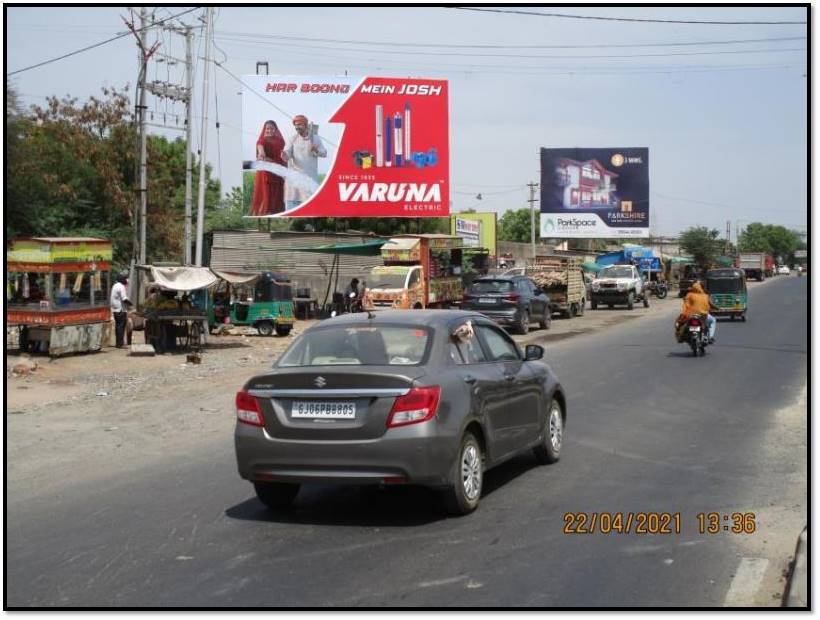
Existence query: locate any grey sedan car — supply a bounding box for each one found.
[235,310,566,515]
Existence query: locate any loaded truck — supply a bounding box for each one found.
[527,256,586,318]
[737,252,773,281]
[363,234,466,310]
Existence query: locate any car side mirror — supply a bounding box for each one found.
[524,344,544,361]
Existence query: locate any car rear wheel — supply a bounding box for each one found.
[254,481,300,509]
[539,312,550,330]
[643,294,650,308]
[441,432,483,516]
[517,310,530,334]
[627,292,635,310]
[533,399,563,464]
[590,299,598,310]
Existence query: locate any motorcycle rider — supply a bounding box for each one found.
[675,281,716,344]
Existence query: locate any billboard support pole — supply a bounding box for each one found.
[528,181,539,260]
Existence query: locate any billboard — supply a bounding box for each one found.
[242,75,449,218]
[449,212,498,256]
[540,147,649,238]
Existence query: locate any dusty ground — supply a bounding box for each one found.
[3,285,761,502]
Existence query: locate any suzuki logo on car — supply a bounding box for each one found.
[314,376,327,388]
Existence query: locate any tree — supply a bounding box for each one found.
[738,222,801,262]
[679,226,723,270]
[5,88,221,266]
[498,208,534,243]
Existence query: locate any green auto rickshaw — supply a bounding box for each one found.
[196,271,295,336]
[705,268,747,322]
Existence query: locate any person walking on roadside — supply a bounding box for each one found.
[111,271,132,348]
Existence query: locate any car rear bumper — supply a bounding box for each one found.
[235,422,457,487]
[462,307,519,324]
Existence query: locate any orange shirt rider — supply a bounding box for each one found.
[680,281,711,319]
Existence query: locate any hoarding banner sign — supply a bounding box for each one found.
[454,217,481,247]
[242,75,449,218]
[540,147,649,238]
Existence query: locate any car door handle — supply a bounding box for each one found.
[503,374,516,382]
[463,375,477,384]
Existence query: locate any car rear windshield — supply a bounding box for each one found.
[469,280,513,294]
[278,325,432,367]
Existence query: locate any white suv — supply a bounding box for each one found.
[590,264,648,310]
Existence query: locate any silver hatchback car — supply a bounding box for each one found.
[235,310,566,515]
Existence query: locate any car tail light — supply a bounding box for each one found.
[387,386,441,428]
[503,293,521,302]
[236,390,265,427]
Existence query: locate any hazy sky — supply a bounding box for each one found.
[6,5,808,238]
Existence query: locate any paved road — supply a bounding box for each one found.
[7,276,807,607]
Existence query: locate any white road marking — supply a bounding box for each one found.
[724,558,769,607]
[417,575,468,589]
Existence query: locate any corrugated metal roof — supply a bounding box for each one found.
[208,231,384,290]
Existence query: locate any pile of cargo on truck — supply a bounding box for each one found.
[526,255,586,318]
[736,252,774,281]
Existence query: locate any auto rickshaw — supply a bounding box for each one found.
[705,268,747,322]
[195,271,295,336]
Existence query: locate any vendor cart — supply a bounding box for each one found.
[7,237,112,356]
[136,265,214,354]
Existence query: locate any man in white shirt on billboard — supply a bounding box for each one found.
[282,114,326,211]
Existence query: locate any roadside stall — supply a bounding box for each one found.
[7,237,112,356]
[136,265,214,354]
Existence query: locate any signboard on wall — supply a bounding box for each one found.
[449,212,498,255]
[242,75,449,218]
[540,147,649,238]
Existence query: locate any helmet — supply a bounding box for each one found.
[116,271,129,284]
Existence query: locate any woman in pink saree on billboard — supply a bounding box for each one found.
[250,120,286,216]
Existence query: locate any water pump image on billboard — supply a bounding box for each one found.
[242,75,449,218]
[539,147,649,238]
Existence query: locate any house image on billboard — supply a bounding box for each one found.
[555,158,619,209]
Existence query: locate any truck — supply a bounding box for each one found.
[526,255,587,318]
[737,252,773,281]
[590,263,648,310]
[363,234,466,310]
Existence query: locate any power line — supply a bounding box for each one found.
[214,35,806,61]
[7,7,201,76]
[217,30,806,50]
[453,7,807,25]
[653,192,807,213]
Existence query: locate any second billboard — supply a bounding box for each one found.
[242,75,449,218]
[540,147,649,238]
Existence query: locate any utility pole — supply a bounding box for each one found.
[183,27,194,265]
[138,7,149,266]
[725,220,731,255]
[194,7,213,266]
[527,181,539,260]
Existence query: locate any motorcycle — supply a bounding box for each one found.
[680,314,709,357]
[648,280,668,299]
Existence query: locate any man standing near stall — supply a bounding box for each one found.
[110,271,132,348]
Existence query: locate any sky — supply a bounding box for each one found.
[5,5,809,239]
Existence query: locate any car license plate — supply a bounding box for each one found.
[292,401,356,419]
[478,297,496,304]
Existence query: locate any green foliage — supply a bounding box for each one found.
[498,208,535,243]
[679,226,724,270]
[738,222,803,262]
[207,186,292,233]
[5,87,220,266]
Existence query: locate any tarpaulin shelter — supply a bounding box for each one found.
[283,239,389,311]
